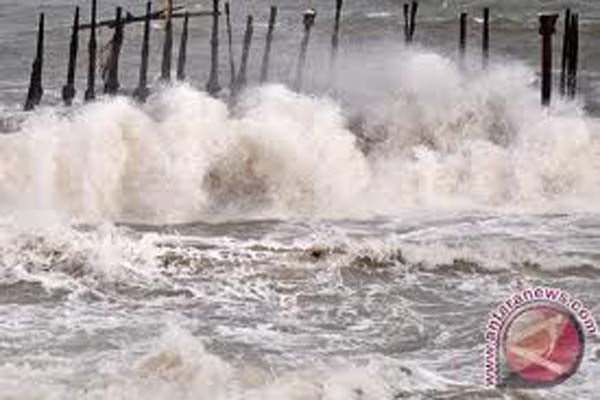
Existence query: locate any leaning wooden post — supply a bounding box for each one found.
[403,4,410,43]
[84,0,97,101]
[104,7,124,95]
[225,3,236,88]
[161,0,173,81]
[567,13,579,99]
[134,2,152,101]
[330,0,343,79]
[459,12,467,60]
[206,0,221,96]
[560,8,571,96]
[482,8,490,68]
[232,15,254,96]
[293,8,317,92]
[539,14,559,107]
[24,13,45,111]
[62,7,80,106]
[409,1,418,41]
[177,12,189,81]
[260,6,278,83]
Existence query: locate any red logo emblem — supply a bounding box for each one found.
[501,305,584,386]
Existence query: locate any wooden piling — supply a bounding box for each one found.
[233,15,254,96]
[260,6,278,83]
[134,2,152,102]
[225,3,236,88]
[293,8,317,92]
[459,12,467,59]
[403,4,410,43]
[560,8,571,96]
[62,7,79,106]
[24,13,44,111]
[177,12,189,81]
[409,1,418,40]
[206,0,221,96]
[567,13,579,98]
[539,14,559,107]
[330,0,343,78]
[104,7,124,95]
[84,0,97,101]
[161,0,173,81]
[482,8,489,67]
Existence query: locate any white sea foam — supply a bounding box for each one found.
[1,49,600,223]
[0,325,508,400]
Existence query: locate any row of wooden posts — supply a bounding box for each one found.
[457,8,579,106]
[23,0,334,111]
[539,10,580,106]
[22,1,579,112]
[25,0,219,110]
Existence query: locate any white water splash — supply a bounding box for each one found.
[1,50,599,223]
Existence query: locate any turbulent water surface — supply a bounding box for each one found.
[1,1,600,399]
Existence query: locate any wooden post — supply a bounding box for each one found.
[293,8,316,92]
[409,1,418,41]
[459,12,467,60]
[482,8,489,68]
[567,13,579,98]
[330,0,343,78]
[403,4,410,43]
[539,14,558,107]
[260,6,277,83]
[560,8,571,96]
[232,15,254,96]
[24,13,44,111]
[84,0,97,101]
[177,12,189,81]
[134,2,152,101]
[161,0,173,81]
[206,0,221,95]
[62,7,79,106]
[104,7,124,95]
[225,2,236,88]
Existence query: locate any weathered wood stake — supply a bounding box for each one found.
[177,12,189,81]
[409,1,418,40]
[260,6,278,83]
[293,8,317,92]
[539,14,558,106]
[134,2,152,102]
[330,0,343,78]
[24,13,44,111]
[403,4,410,43]
[206,0,221,95]
[62,7,80,106]
[84,0,97,101]
[104,7,124,95]
[567,13,579,98]
[482,8,489,67]
[161,0,173,81]
[233,15,254,96]
[225,3,236,88]
[560,8,571,96]
[459,12,467,60]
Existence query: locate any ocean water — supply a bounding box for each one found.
[1,1,600,399]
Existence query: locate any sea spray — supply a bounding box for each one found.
[0,84,369,223]
[1,50,600,223]
[358,51,600,212]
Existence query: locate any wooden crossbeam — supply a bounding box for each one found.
[79,7,216,30]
